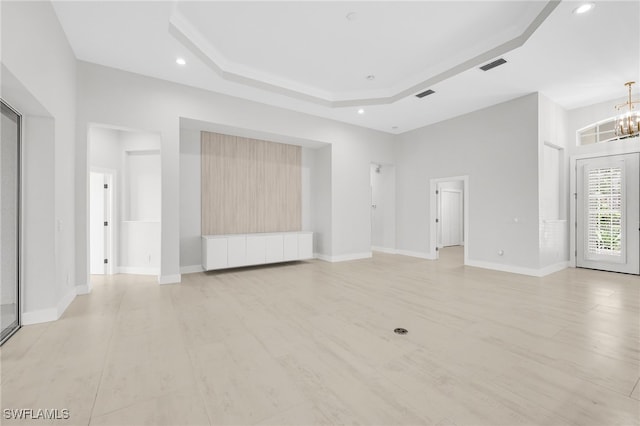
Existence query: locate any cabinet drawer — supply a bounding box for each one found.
[283,234,298,261]
[298,233,313,259]
[227,236,247,267]
[246,235,266,265]
[265,235,284,263]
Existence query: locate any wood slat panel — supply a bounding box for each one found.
[201,132,301,235]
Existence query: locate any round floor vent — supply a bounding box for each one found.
[394,328,408,335]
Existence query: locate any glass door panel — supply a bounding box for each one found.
[1,100,21,344]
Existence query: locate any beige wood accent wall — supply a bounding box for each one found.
[201,131,302,235]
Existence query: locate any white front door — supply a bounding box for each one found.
[576,153,639,274]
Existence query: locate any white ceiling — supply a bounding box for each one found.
[52,1,640,134]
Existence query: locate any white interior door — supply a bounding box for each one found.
[441,189,463,247]
[90,172,106,274]
[576,153,639,274]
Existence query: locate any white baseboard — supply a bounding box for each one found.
[22,307,57,325]
[371,246,397,254]
[314,252,372,263]
[314,253,331,262]
[57,288,76,317]
[158,274,181,285]
[538,261,570,276]
[396,249,436,260]
[465,259,568,277]
[180,264,204,274]
[118,266,160,275]
[22,288,77,325]
[76,282,92,295]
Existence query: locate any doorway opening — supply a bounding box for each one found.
[88,125,162,281]
[429,176,469,265]
[370,163,396,253]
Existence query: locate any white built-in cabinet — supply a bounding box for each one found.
[202,232,313,271]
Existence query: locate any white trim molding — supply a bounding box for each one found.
[180,264,205,274]
[314,252,372,263]
[76,282,92,295]
[371,246,397,254]
[538,261,570,276]
[57,288,76,317]
[396,249,436,260]
[22,308,57,325]
[158,274,181,285]
[118,266,160,275]
[22,288,77,325]
[465,259,568,277]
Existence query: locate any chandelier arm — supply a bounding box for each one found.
[614,82,639,137]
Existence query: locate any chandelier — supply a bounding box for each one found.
[615,81,640,138]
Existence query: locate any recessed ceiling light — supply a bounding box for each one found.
[176,57,186,65]
[357,108,365,115]
[366,75,375,81]
[346,12,357,21]
[573,3,594,14]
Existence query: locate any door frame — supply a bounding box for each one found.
[89,167,116,275]
[569,146,640,268]
[429,175,469,262]
[0,99,22,345]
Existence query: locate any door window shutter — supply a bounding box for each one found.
[585,166,624,260]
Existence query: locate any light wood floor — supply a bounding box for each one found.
[2,248,639,425]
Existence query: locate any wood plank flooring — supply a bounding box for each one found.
[1,248,639,425]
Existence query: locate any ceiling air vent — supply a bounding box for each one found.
[479,58,507,71]
[415,89,435,99]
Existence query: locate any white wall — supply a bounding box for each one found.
[538,94,569,270]
[370,164,396,251]
[301,148,313,232]
[397,94,541,273]
[1,1,77,322]
[90,127,121,170]
[22,117,58,316]
[179,128,202,271]
[329,134,395,260]
[125,151,161,221]
[119,131,162,273]
[311,145,332,257]
[437,181,464,191]
[119,221,160,274]
[76,61,395,285]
